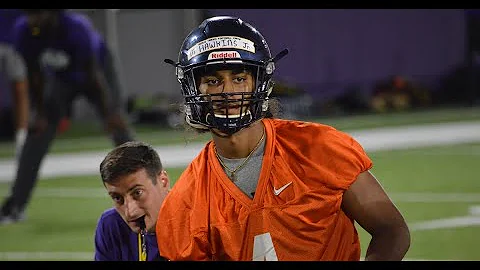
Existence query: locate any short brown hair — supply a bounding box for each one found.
[99,141,163,185]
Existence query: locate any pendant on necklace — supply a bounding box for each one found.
[230,172,236,181]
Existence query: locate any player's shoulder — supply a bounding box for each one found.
[165,143,212,205]
[61,10,95,31]
[172,159,202,193]
[182,141,211,174]
[269,118,341,136]
[268,118,358,147]
[12,15,28,32]
[97,207,123,227]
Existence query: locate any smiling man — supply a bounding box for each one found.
[95,141,170,261]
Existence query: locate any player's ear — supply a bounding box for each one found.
[159,170,169,188]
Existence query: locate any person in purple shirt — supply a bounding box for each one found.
[0,9,136,224]
[465,9,480,105]
[97,141,170,261]
[60,29,129,133]
[0,9,24,44]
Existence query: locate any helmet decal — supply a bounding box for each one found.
[164,16,289,136]
[187,36,255,60]
[208,51,241,60]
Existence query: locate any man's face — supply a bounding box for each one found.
[104,168,169,233]
[197,68,255,116]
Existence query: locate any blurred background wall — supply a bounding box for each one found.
[73,9,203,119]
[207,10,465,99]
[67,9,478,120]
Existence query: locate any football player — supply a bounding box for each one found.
[0,9,30,161]
[156,16,411,261]
[0,9,135,224]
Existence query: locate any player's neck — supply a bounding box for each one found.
[213,121,265,159]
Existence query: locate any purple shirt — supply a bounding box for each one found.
[92,30,108,68]
[12,11,102,83]
[0,9,24,44]
[0,9,25,109]
[94,208,162,261]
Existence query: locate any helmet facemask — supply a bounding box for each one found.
[164,16,289,136]
[177,61,274,136]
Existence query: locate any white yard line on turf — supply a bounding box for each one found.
[0,121,479,183]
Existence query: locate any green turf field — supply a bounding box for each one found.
[0,142,478,261]
[0,106,479,261]
[0,105,479,158]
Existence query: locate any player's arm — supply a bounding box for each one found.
[22,53,47,135]
[157,168,212,261]
[94,219,117,261]
[74,19,112,118]
[100,40,126,114]
[75,15,129,136]
[12,19,46,133]
[85,43,127,134]
[7,49,29,131]
[5,47,29,156]
[341,170,411,261]
[86,52,111,116]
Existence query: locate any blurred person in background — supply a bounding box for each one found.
[157,16,410,261]
[465,9,480,105]
[0,9,30,161]
[0,9,136,224]
[58,28,130,135]
[96,141,169,261]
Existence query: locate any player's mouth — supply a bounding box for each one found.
[132,215,146,231]
[213,103,249,115]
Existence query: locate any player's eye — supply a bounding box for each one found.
[233,76,247,83]
[132,189,144,200]
[204,78,219,86]
[111,195,123,205]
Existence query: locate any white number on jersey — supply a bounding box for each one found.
[252,232,278,261]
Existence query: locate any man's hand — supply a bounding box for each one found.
[105,112,127,133]
[57,117,71,135]
[29,115,48,135]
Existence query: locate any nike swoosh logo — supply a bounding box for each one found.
[273,182,292,196]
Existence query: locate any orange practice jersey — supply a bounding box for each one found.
[157,118,373,261]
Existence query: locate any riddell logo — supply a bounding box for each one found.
[208,51,240,60]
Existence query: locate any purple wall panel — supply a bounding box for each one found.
[208,9,466,100]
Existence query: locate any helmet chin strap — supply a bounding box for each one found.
[185,112,248,138]
[187,87,272,137]
[185,115,209,131]
[206,110,252,137]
